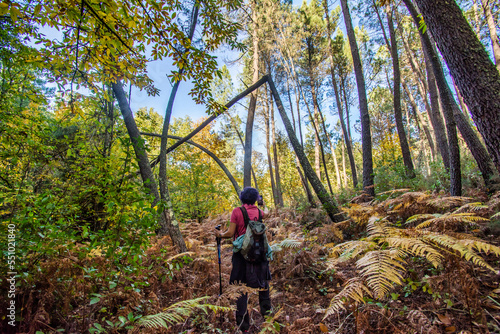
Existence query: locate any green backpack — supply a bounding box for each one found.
[233,207,272,262]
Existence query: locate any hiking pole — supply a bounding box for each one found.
[215,225,222,296]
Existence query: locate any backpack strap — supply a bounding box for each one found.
[239,206,250,227]
[239,206,263,227]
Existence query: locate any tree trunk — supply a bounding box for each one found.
[422,44,462,196]
[340,0,375,196]
[423,41,462,196]
[386,4,415,178]
[481,0,500,71]
[334,73,358,188]
[341,138,348,187]
[165,76,268,156]
[323,0,358,188]
[157,4,201,252]
[287,76,315,205]
[423,48,450,169]
[411,0,500,174]
[158,78,187,251]
[244,4,260,188]
[227,114,259,192]
[269,90,284,206]
[341,77,353,144]
[264,96,278,207]
[112,81,187,252]
[472,0,481,37]
[401,77,436,160]
[318,109,342,189]
[406,1,499,191]
[268,76,344,222]
[310,81,335,195]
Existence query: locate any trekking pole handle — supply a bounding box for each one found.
[215,224,221,245]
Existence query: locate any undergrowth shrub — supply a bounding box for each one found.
[324,192,500,332]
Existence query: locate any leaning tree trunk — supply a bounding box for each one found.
[386,4,415,178]
[405,0,499,192]
[418,21,499,189]
[112,81,187,252]
[401,77,436,161]
[425,42,462,196]
[340,0,375,196]
[268,76,344,222]
[141,133,242,196]
[410,0,500,175]
[423,48,450,169]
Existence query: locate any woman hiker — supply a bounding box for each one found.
[214,187,272,333]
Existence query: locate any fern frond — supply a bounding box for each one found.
[415,213,487,231]
[491,212,500,220]
[422,233,496,272]
[356,249,406,299]
[426,196,472,209]
[453,202,488,214]
[389,192,430,213]
[384,237,443,268]
[166,251,196,263]
[458,239,500,256]
[138,296,231,329]
[343,204,377,226]
[329,240,377,260]
[366,216,389,237]
[324,278,371,318]
[223,283,261,300]
[405,214,438,225]
[270,239,301,252]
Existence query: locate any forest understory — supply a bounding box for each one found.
[4,189,500,334]
[2,0,500,332]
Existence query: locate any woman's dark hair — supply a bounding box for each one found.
[239,187,260,205]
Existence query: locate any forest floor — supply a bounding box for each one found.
[5,190,500,334]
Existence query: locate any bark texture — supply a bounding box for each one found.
[324,0,358,188]
[387,4,415,178]
[340,0,374,196]
[412,0,500,174]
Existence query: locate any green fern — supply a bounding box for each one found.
[137,296,231,329]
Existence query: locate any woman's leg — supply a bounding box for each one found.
[259,282,271,316]
[236,293,250,331]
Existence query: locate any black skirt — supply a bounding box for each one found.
[229,251,271,289]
